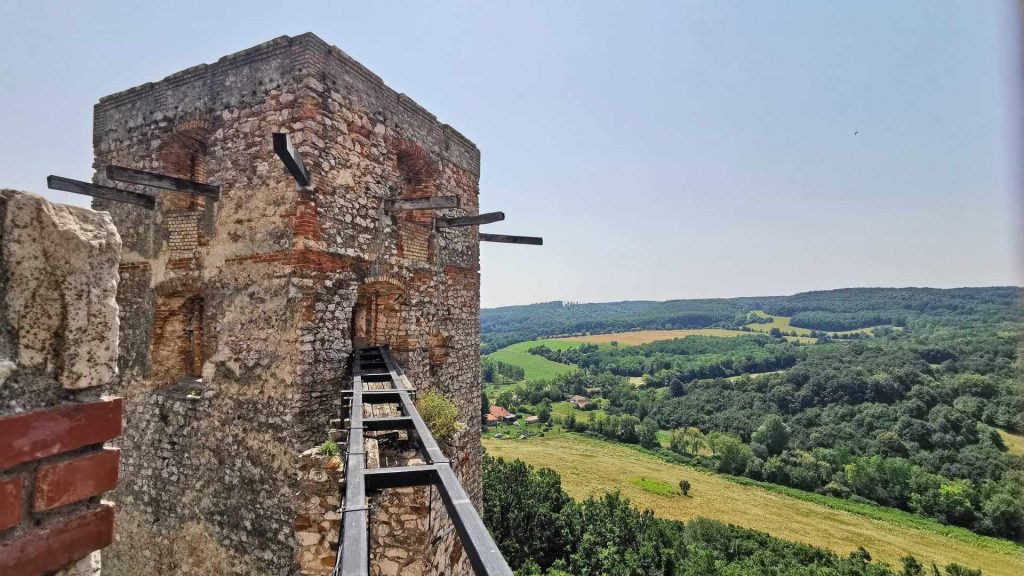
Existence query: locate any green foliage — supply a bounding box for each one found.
[752,414,790,456]
[484,455,943,576]
[485,287,1024,540]
[417,390,461,440]
[482,357,527,383]
[481,287,1020,352]
[679,479,691,496]
[630,477,677,496]
[318,439,340,457]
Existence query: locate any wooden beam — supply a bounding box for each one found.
[106,166,220,199]
[47,176,155,209]
[272,133,311,187]
[435,211,505,229]
[479,233,543,246]
[382,196,460,211]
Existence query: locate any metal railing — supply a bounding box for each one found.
[335,347,511,576]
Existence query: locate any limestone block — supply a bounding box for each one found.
[0,190,121,390]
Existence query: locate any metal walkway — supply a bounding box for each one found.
[335,347,512,576]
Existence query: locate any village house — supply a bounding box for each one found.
[488,405,517,424]
[570,395,592,410]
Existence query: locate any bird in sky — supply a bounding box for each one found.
[854,131,860,135]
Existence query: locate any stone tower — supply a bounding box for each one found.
[92,34,483,575]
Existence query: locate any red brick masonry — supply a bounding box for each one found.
[0,398,123,469]
[34,448,121,512]
[0,504,115,576]
[0,398,122,575]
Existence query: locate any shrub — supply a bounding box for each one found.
[417,390,462,440]
[318,439,340,457]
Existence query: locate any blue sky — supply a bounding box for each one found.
[1,1,1019,307]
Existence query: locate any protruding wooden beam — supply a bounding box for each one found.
[479,233,543,246]
[106,166,220,199]
[272,133,312,187]
[435,212,505,229]
[47,176,155,209]
[382,196,460,211]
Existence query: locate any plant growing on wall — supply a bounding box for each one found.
[318,439,340,457]
[417,390,463,440]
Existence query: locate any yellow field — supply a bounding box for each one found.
[997,428,1024,455]
[744,310,881,338]
[558,329,748,345]
[557,328,818,346]
[483,432,1023,576]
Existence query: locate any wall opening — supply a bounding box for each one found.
[159,123,210,212]
[151,294,205,383]
[351,280,405,350]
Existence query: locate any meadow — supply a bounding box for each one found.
[997,428,1024,456]
[482,430,1024,576]
[744,310,880,337]
[559,328,748,345]
[484,340,577,382]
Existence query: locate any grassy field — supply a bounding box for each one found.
[551,401,606,423]
[558,327,818,345]
[997,428,1024,455]
[559,329,748,346]
[482,431,1024,576]
[744,310,880,338]
[485,340,577,382]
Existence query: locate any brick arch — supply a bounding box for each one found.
[158,120,212,211]
[351,277,406,350]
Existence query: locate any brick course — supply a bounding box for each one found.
[0,475,23,532]
[0,503,115,576]
[0,399,123,470]
[34,448,121,512]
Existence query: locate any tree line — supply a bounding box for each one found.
[483,455,985,576]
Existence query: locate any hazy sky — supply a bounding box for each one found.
[1,1,1020,308]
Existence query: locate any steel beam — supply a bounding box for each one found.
[47,176,155,209]
[479,233,543,245]
[363,465,438,490]
[273,133,312,187]
[106,165,220,199]
[363,416,414,432]
[435,212,504,228]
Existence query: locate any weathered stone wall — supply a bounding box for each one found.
[92,33,482,575]
[0,190,123,575]
[365,428,475,576]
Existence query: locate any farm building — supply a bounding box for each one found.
[570,395,592,410]
[488,405,517,423]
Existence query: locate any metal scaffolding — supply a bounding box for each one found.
[335,347,512,576]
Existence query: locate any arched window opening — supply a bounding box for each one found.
[351,280,405,350]
[151,294,205,383]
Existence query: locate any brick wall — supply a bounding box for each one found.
[0,190,123,576]
[91,33,482,575]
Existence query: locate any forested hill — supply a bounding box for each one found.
[481,287,1021,353]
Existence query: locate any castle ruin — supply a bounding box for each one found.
[83,33,494,575]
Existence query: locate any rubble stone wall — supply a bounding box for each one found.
[92,33,482,575]
[0,190,123,576]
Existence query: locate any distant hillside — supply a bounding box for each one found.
[481,287,1021,353]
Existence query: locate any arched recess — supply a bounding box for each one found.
[351,277,406,350]
[151,293,205,383]
[158,120,211,212]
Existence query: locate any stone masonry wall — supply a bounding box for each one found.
[0,190,123,576]
[92,34,482,575]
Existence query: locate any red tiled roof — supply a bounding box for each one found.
[488,405,511,418]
